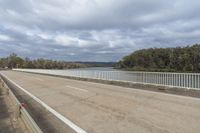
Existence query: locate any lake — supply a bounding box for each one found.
[14,67,200,89]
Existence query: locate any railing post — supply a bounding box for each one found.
[13,69,200,90]
[14,103,22,121]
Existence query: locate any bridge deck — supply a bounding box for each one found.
[1,70,200,133]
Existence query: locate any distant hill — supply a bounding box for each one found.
[117,44,200,72]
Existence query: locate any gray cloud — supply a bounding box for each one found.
[0,0,200,61]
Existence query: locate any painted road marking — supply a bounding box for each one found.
[0,73,87,133]
[66,85,88,92]
[11,69,200,101]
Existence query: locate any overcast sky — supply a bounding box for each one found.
[0,0,200,62]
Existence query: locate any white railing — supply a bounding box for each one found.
[14,69,200,90]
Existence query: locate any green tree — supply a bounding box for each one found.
[117,44,200,72]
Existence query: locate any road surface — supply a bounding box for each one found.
[1,70,200,133]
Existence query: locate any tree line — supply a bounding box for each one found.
[0,53,86,69]
[117,44,200,72]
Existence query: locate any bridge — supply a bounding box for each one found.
[0,70,200,133]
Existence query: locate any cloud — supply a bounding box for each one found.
[0,0,200,61]
[0,34,12,41]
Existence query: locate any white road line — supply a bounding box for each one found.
[66,85,88,92]
[0,73,87,133]
[63,78,200,101]
[11,70,200,101]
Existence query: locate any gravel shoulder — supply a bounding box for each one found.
[0,80,28,133]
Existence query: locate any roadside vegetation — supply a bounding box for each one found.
[0,53,87,69]
[117,44,200,72]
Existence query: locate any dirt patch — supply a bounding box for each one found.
[0,81,28,133]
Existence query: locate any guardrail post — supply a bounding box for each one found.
[14,104,21,121]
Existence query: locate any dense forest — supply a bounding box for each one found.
[0,53,86,69]
[117,44,200,72]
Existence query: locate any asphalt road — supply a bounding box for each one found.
[1,70,200,133]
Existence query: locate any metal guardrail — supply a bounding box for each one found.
[14,69,200,90]
[0,75,43,133]
[0,72,87,133]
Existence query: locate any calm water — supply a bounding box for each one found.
[15,67,200,89]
